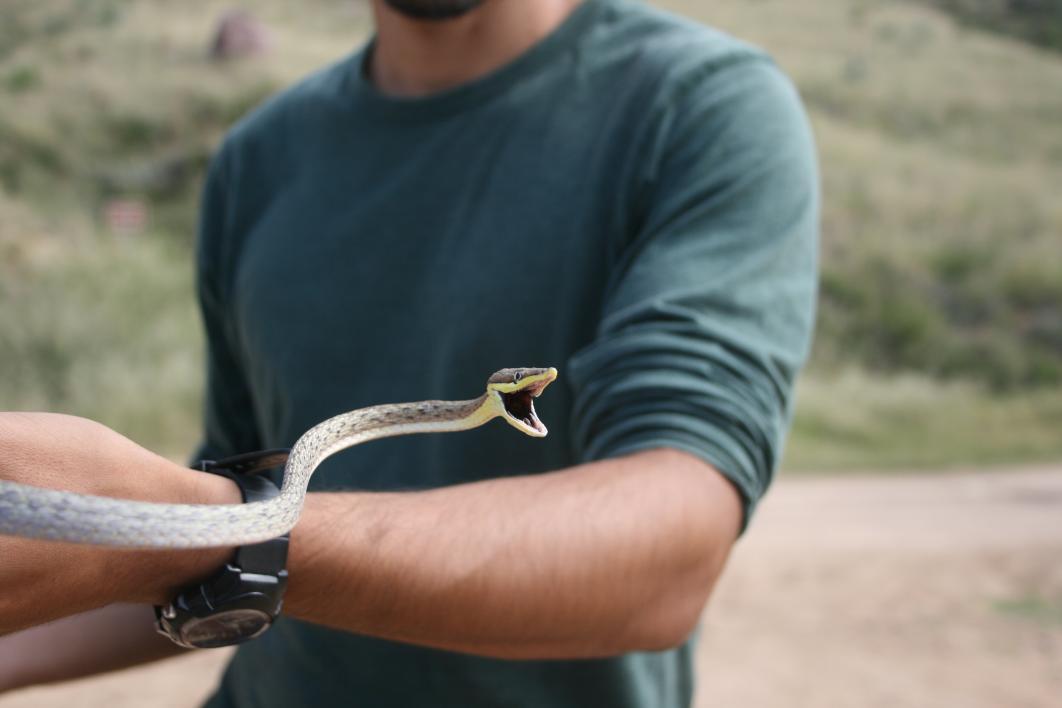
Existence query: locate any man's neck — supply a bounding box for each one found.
[368,0,581,97]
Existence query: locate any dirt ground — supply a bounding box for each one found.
[3,467,1060,708]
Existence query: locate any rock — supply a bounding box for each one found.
[209,9,272,61]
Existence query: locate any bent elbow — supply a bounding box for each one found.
[636,604,705,652]
[628,549,732,653]
[620,583,716,653]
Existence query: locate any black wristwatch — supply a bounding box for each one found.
[155,449,292,649]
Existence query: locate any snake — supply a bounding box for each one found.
[0,367,557,549]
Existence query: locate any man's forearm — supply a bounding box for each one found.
[0,604,185,693]
[0,413,740,662]
[282,448,741,659]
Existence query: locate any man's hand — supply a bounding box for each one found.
[0,413,238,635]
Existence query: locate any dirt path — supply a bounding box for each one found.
[4,467,1060,707]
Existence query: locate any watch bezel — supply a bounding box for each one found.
[172,608,273,650]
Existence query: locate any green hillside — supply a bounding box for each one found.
[2,0,1060,468]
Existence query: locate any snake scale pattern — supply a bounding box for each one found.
[0,368,556,549]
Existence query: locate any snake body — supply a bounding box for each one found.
[0,367,556,549]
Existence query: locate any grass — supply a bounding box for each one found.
[0,193,203,459]
[0,0,368,457]
[786,369,1062,471]
[993,595,1062,627]
[1,0,1060,471]
[0,0,366,233]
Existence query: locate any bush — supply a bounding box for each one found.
[5,65,41,93]
[817,246,1062,391]
[923,0,1062,51]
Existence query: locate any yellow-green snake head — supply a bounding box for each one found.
[486,367,558,438]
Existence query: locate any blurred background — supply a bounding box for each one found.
[0,0,1059,706]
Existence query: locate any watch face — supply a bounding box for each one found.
[181,609,272,649]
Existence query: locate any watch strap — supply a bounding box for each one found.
[199,448,291,476]
[208,467,290,576]
[156,449,291,648]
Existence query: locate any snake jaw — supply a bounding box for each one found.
[500,390,547,436]
[489,367,557,438]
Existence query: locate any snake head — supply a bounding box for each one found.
[486,367,558,438]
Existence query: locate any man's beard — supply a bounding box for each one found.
[382,0,488,21]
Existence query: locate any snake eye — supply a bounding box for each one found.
[512,372,522,384]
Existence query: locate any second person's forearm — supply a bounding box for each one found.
[0,604,186,694]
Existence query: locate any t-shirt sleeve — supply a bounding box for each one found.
[567,57,819,529]
[191,147,263,464]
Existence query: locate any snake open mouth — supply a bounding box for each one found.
[501,380,549,435]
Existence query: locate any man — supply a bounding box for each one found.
[0,0,818,705]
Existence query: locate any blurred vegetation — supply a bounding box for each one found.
[0,0,367,455]
[787,369,1062,470]
[922,0,1062,52]
[1,0,1060,467]
[993,594,1062,627]
[0,193,202,457]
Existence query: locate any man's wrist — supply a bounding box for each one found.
[111,470,241,605]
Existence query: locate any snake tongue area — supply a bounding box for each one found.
[501,383,548,434]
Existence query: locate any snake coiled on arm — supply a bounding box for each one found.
[0,367,557,549]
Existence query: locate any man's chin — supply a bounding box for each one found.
[382,0,488,21]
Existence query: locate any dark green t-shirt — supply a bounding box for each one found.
[196,0,818,705]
